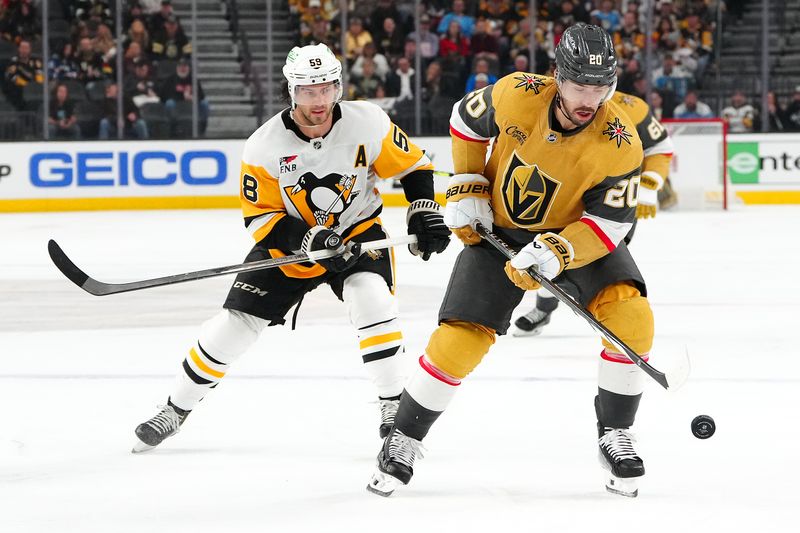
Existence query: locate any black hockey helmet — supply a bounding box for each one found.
[554,23,617,87]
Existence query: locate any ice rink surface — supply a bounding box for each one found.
[1,205,799,532]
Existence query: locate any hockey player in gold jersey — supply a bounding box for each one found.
[514,90,674,336]
[131,44,450,454]
[368,24,653,498]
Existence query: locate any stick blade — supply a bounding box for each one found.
[665,348,692,392]
[47,240,102,295]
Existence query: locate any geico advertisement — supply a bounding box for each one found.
[727,134,800,186]
[0,140,243,198]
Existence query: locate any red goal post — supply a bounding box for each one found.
[662,118,729,209]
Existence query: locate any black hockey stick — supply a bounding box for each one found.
[476,223,689,391]
[48,235,417,297]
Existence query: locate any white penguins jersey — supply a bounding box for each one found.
[239,100,432,278]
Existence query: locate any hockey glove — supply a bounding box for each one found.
[636,172,661,219]
[302,226,361,273]
[504,232,574,291]
[443,173,493,245]
[406,199,450,260]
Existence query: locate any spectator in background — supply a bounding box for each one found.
[75,0,114,28]
[509,17,532,63]
[504,53,528,75]
[470,18,500,63]
[613,11,645,61]
[617,57,641,94]
[48,83,81,139]
[721,90,756,133]
[75,36,109,84]
[439,19,470,60]
[151,15,192,60]
[375,17,405,60]
[345,17,372,62]
[301,0,330,25]
[437,0,475,38]
[647,89,670,120]
[93,23,117,64]
[99,82,149,139]
[765,91,786,132]
[673,90,713,119]
[385,56,416,102]
[406,14,439,63]
[160,57,208,135]
[657,0,679,28]
[3,39,43,110]
[680,14,713,78]
[472,72,490,91]
[48,41,81,81]
[123,1,147,31]
[350,58,382,99]
[653,16,680,55]
[479,0,523,37]
[421,59,461,102]
[465,57,497,93]
[149,0,177,35]
[631,73,649,100]
[351,41,390,82]
[0,0,40,44]
[652,54,691,100]
[300,16,333,47]
[126,19,151,54]
[591,0,622,33]
[124,41,146,74]
[125,57,160,108]
[784,86,800,131]
[370,0,404,35]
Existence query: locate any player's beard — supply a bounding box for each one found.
[558,96,598,128]
[294,103,334,128]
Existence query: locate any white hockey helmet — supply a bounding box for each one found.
[283,43,343,107]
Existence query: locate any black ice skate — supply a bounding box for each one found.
[378,396,400,438]
[366,427,424,497]
[132,401,190,453]
[513,307,553,337]
[598,427,645,497]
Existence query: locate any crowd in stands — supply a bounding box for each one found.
[1,0,207,139]
[288,0,799,134]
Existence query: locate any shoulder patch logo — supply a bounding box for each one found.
[501,152,561,228]
[602,117,633,148]
[513,74,546,94]
[617,95,636,107]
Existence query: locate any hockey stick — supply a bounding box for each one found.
[48,234,418,297]
[475,223,689,391]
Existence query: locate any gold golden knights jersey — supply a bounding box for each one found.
[449,73,644,268]
[611,91,674,190]
[240,101,433,278]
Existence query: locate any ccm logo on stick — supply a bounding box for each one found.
[29,151,226,187]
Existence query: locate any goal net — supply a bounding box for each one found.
[662,118,729,209]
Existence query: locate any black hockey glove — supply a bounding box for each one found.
[302,226,361,273]
[406,199,450,261]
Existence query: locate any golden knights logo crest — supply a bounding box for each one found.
[602,117,633,148]
[501,152,561,228]
[284,172,359,227]
[513,74,546,94]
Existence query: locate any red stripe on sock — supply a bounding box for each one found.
[600,349,649,364]
[419,356,461,386]
[580,217,616,252]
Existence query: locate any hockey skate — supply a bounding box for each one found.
[513,307,553,337]
[367,427,424,497]
[378,397,400,438]
[132,401,189,453]
[598,427,645,498]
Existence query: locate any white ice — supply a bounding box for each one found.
[1,205,799,533]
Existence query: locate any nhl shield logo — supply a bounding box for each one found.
[501,152,561,228]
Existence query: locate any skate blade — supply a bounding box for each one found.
[512,326,544,338]
[605,475,638,498]
[131,439,156,454]
[366,470,402,497]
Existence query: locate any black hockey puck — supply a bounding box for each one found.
[691,415,716,439]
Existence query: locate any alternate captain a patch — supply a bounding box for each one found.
[500,152,561,228]
[284,172,359,227]
[603,117,634,148]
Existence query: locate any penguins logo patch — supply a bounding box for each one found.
[500,152,561,228]
[284,172,359,227]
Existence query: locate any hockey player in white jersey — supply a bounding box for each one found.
[131,44,450,453]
